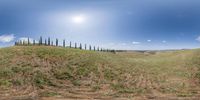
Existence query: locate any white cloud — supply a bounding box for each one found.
[196,36,200,42]
[132,41,140,45]
[147,40,151,42]
[162,40,167,43]
[0,34,15,43]
[119,43,127,46]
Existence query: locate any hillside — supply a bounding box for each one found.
[0,46,200,100]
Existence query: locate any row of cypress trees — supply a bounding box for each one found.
[15,36,115,53]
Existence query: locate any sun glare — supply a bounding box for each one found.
[72,15,85,24]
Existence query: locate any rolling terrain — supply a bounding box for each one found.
[0,46,200,100]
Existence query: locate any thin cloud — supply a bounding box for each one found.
[0,34,15,43]
[119,43,127,46]
[147,40,151,42]
[196,36,200,42]
[162,40,167,43]
[132,41,140,45]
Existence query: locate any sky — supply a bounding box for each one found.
[0,0,200,50]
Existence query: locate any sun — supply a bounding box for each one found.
[72,15,85,24]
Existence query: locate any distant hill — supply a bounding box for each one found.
[0,46,200,100]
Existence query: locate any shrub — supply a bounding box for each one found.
[0,68,13,78]
[33,70,51,88]
[0,79,12,87]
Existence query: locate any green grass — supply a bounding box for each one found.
[0,46,200,98]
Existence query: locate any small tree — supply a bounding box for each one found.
[111,49,116,54]
[94,46,95,51]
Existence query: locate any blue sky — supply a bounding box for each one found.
[0,0,200,50]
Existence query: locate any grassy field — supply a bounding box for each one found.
[0,46,200,100]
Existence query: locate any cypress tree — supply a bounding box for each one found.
[75,43,77,48]
[79,43,82,49]
[94,46,95,51]
[39,36,42,45]
[56,38,58,46]
[16,41,19,46]
[51,41,53,46]
[63,40,65,47]
[89,45,91,50]
[45,39,47,45]
[14,42,17,46]
[33,40,35,45]
[70,41,72,48]
[28,37,30,45]
[85,44,87,50]
[48,37,50,46]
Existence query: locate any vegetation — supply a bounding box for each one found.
[0,46,200,99]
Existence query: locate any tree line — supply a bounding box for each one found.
[14,36,116,53]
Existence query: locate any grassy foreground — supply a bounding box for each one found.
[0,46,200,99]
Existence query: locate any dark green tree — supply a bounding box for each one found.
[45,39,47,45]
[33,40,35,45]
[70,41,72,48]
[48,37,51,46]
[28,37,30,45]
[63,40,65,47]
[56,38,58,46]
[85,44,87,50]
[89,45,91,50]
[75,43,77,48]
[39,36,42,45]
[79,43,82,49]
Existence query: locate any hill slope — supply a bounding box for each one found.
[0,46,200,100]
